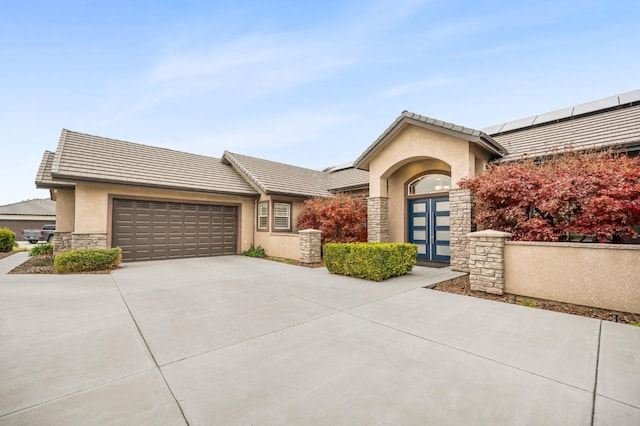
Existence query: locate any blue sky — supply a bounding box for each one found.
[1,0,638,205]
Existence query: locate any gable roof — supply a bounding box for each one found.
[354,111,507,170]
[35,150,74,189]
[0,198,56,216]
[485,90,640,161]
[43,129,258,196]
[222,151,334,197]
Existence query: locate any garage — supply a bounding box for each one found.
[112,199,238,262]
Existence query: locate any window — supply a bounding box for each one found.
[408,174,451,195]
[273,202,291,231]
[257,202,269,230]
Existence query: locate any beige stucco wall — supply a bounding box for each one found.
[73,182,256,253]
[505,241,640,314]
[252,195,305,260]
[368,126,472,197]
[366,125,490,244]
[54,188,75,232]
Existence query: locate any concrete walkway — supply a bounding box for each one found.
[0,255,638,425]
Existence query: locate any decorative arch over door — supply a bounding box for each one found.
[407,173,451,263]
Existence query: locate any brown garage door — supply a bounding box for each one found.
[112,199,238,262]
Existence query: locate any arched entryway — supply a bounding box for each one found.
[407,173,450,263]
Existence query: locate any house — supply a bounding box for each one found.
[35,89,640,268]
[0,199,56,239]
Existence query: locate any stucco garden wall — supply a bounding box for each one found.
[72,182,255,254]
[504,241,640,314]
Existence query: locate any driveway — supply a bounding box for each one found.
[0,255,638,425]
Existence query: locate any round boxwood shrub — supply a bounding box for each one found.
[0,228,16,252]
[54,248,122,273]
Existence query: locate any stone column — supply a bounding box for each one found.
[299,229,322,264]
[53,231,72,254]
[367,196,389,243]
[467,230,511,295]
[71,233,108,250]
[449,188,474,272]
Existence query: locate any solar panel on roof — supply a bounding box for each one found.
[532,107,574,125]
[572,95,619,116]
[619,89,640,105]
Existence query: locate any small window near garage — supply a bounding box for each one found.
[257,202,269,230]
[408,174,451,195]
[273,202,291,231]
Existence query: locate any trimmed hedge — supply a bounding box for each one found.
[324,242,417,281]
[54,248,122,273]
[0,228,16,252]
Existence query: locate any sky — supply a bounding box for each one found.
[1,0,639,205]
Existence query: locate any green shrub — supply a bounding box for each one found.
[0,228,16,252]
[324,242,417,281]
[30,243,53,257]
[242,245,267,258]
[54,248,122,273]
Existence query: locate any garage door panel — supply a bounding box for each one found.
[113,199,237,262]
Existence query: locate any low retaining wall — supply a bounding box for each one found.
[504,241,640,314]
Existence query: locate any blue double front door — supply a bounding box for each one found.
[408,197,451,263]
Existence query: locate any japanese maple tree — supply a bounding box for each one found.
[296,194,367,244]
[460,150,640,242]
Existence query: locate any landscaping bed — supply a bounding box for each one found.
[434,275,640,325]
[9,254,112,274]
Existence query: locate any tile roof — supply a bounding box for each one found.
[0,198,56,216]
[35,150,74,189]
[47,130,258,196]
[326,167,369,192]
[490,103,640,161]
[222,152,334,197]
[354,111,507,169]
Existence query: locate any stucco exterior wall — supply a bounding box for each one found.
[253,195,305,260]
[73,182,256,253]
[368,126,472,198]
[54,189,75,232]
[505,241,640,314]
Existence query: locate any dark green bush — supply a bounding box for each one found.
[324,242,417,281]
[0,228,16,252]
[30,243,53,257]
[242,245,267,258]
[54,248,122,273]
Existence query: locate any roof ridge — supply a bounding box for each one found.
[221,151,267,193]
[225,151,326,174]
[60,129,221,161]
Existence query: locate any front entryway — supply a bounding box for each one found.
[408,197,450,262]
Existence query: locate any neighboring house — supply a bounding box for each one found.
[0,199,56,239]
[35,90,640,266]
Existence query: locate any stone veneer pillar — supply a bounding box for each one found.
[467,230,511,295]
[52,231,72,254]
[449,188,474,272]
[367,196,389,243]
[299,229,322,264]
[71,233,108,250]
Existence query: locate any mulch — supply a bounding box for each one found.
[7,255,110,274]
[433,275,640,325]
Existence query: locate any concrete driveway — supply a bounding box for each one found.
[0,255,638,425]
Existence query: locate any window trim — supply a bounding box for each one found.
[272,201,292,232]
[257,201,269,231]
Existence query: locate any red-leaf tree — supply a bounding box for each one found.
[296,194,367,244]
[460,150,640,242]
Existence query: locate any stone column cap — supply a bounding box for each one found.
[299,229,322,234]
[467,230,512,238]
